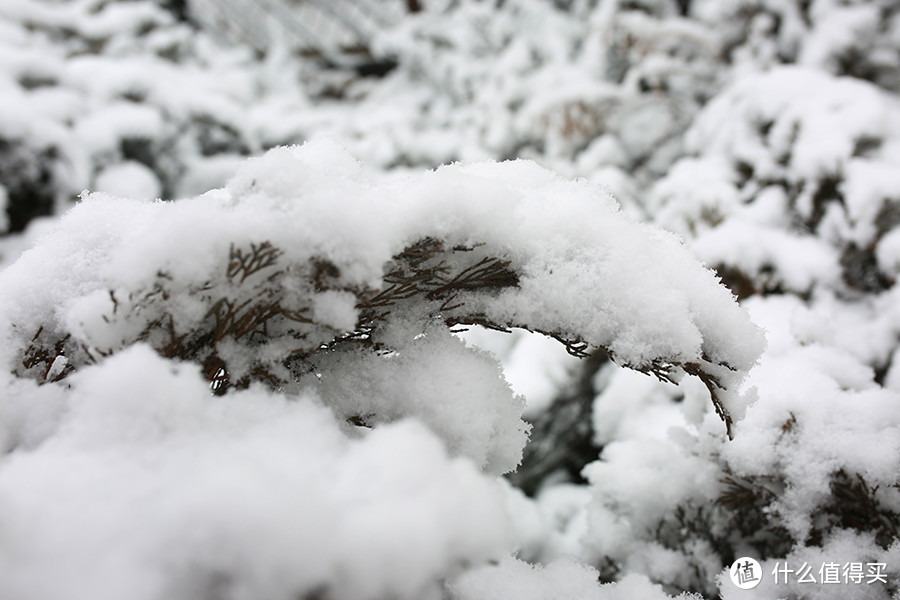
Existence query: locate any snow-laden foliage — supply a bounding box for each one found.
[568,65,900,597]
[520,26,900,600]
[694,0,900,92]
[0,140,761,599]
[0,0,725,241]
[0,346,513,600]
[1,140,760,457]
[2,0,900,599]
[0,0,316,237]
[369,0,720,181]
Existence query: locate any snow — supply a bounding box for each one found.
[876,228,900,277]
[308,323,529,474]
[451,556,702,600]
[843,159,900,244]
[692,220,841,294]
[649,157,741,238]
[0,346,513,600]
[2,0,900,598]
[72,102,165,157]
[0,127,764,596]
[0,140,762,422]
[583,435,721,557]
[721,296,900,540]
[93,161,162,201]
[591,368,684,446]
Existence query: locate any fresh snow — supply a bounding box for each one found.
[1,1,899,599]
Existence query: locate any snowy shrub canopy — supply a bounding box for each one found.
[0,140,762,599]
[2,0,900,599]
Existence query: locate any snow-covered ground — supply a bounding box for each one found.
[0,1,898,599]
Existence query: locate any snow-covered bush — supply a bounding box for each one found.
[653,66,900,298]
[0,0,730,236]
[0,140,762,599]
[370,0,721,182]
[665,65,900,547]
[485,7,900,599]
[2,0,899,598]
[694,0,900,93]
[556,64,900,600]
[0,0,316,236]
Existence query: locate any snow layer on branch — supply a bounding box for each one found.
[0,138,760,599]
[0,346,512,600]
[655,66,900,298]
[0,140,762,429]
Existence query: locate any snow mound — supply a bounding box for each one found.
[450,556,703,600]
[0,346,512,600]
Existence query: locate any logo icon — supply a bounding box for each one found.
[731,557,762,589]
